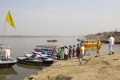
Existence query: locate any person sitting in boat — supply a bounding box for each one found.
[31,52,39,59]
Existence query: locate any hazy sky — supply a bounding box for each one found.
[0,0,120,36]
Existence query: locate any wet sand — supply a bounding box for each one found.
[24,53,120,80]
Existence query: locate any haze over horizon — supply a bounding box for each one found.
[0,0,120,36]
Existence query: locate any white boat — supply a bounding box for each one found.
[0,44,17,68]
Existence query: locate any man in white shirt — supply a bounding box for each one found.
[108,34,115,55]
[64,46,69,60]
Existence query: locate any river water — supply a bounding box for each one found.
[0,36,120,80]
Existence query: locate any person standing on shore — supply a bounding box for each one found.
[80,41,84,47]
[72,45,76,57]
[60,47,64,60]
[95,39,102,57]
[68,45,72,58]
[64,46,69,60]
[79,44,86,64]
[108,34,115,55]
[76,44,80,58]
[52,47,56,60]
[56,47,61,60]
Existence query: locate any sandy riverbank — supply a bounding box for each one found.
[24,53,120,80]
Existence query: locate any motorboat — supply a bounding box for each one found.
[17,56,43,66]
[24,52,54,64]
[81,40,97,47]
[0,44,17,68]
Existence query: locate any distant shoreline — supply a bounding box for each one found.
[0,35,81,37]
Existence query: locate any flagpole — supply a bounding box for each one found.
[2,20,7,44]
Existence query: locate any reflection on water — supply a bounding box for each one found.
[0,75,11,80]
[0,67,18,80]
[16,63,42,70]
[0,67,18,75]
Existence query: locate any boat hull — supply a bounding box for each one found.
[115,41,120,44]
[101,40,120,44]
[17,57,42,66]
[82,40,97,47]
[0,60,16,68]
[25,53,54,64]
[41,57,54,64]
[84,43,97,47]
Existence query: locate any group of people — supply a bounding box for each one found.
[55,42,86,64]
[52,34,115,64]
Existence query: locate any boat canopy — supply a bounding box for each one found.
[0,44,11,60]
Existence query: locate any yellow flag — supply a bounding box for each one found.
[6,11,15,29]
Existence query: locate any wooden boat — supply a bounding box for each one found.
[34,48,52,55]
[47,40,57,42]
[115,41,120,44]
[82,40,97,47]
[100,40,109,43]
[24,52,54,64]
[0,44,17,68]
[17,56,43,66]
[100,40,120,44]
[34,45,59,55]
